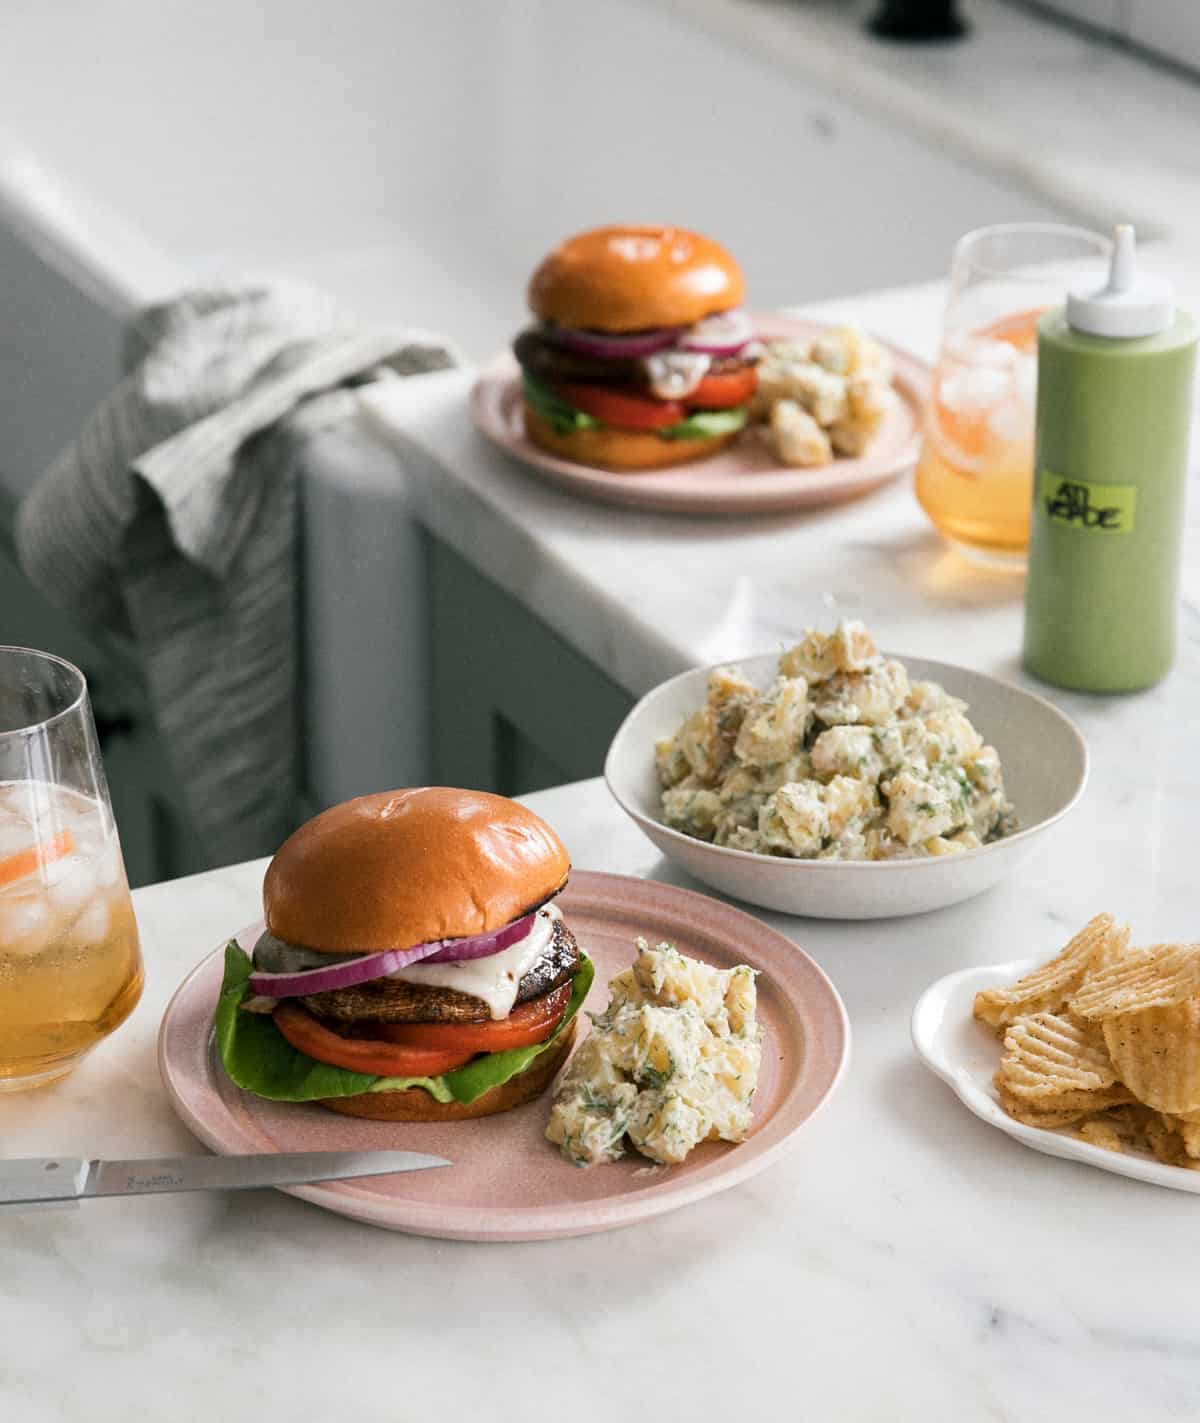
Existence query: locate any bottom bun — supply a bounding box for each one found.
[524,405,737,472]
[319,1018,577,1122]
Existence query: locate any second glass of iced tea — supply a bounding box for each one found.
[915,224,1111,565]
[0,647,142,1090]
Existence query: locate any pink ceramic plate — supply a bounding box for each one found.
[470,314,930,516]
[158,872,849,1241]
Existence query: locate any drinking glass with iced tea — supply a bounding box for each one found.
[0,647,142,1089]
[915,224,1111,565]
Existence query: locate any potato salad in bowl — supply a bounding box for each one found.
[604,623,1088,919]
[655,622,1015,862]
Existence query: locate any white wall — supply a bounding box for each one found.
[0,0,1074,370]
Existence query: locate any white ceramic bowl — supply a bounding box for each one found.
[604,653,1088,920]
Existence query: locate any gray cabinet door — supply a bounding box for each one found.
[428,537,633,797]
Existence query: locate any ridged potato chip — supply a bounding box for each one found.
[1102,1000,1200,1114]
[1141,1114,1197,1168]
[1075,1103,1160,1154]
[982,917,1200,1169]
[1075,1103,1160,1150]
[1000,1092,1127,1125]
[997,1081,1133,1117]
[974,915,1125,1032]
[1159,1114,1200,1160]
[997,1011,1118,1101]
[1076,1117,1127,1153]
[996,1087,1090,1128]
[1070,942,1200,1020]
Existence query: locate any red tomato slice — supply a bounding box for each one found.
[554,382,683,431]
[273,1002,477,1078]
[685,367,758,410]
[375,982,571,1054]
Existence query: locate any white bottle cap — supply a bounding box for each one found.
[1066,225,1175,338]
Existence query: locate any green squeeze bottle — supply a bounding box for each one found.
[1023,225,1197,692]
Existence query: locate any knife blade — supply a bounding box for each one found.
[0,1149,449,1208]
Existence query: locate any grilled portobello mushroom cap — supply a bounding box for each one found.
[513,326,756,392]
[299,916,581,1025]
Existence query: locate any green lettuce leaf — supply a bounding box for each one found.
[659,407,748,440]
[215,942,593,1106]
[522,372,597,434]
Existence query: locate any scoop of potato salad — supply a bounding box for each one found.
[546,939,761,1167]
[752,325,897,466]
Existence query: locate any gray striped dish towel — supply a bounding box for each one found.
[16,281,456,868]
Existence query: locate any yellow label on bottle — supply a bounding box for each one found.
[1037,470,1137,534]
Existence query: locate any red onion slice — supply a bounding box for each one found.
[550,324,681,360]
[248,940,443,999]
[421,912,537,964]
[679,309,754,356]
[246,912,538,999]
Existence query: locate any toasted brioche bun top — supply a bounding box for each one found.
[528,225,744,332]
[264,788,570,954]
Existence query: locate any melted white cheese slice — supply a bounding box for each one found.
[384,904,562,1020]
[642,351,711,400]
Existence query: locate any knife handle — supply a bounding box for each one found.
[0,1158,88,1208]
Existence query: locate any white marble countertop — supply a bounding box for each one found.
[4,772,1199,1422]
[10,343,1200,1418]
[8,277,1195,1417]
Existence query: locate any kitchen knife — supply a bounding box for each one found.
[0,1149,449,1209]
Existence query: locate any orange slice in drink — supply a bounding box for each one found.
[0,830,74,889]
[929,306,1046,472]
[983,306,1045,353]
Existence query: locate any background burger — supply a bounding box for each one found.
[216,787,592,1121]
[515,224,758,472]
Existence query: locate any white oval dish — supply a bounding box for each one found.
[912,955,1200,1195]
[604,653,1088,920]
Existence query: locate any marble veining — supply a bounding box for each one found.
[4,770,1199,1419]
